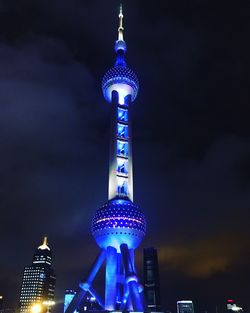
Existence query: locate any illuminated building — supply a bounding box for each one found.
[64,290,100,313]
[144,248,161,312]
[177,301,194,313]
[65,5,146,313]
[227,300,243,312]
[19,237,56,313]
[64,290,78,313]
[80,295,100,312]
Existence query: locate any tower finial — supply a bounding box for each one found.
[43,236,48,246]
[38,235,50,250]
[114,3,127,54]
[118,3,124,41]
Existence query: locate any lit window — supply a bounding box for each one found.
[117,108,128,122]
[117,177,128,196]
[117,123,128,139]
[117,140,128,157]
[117,158,128,175]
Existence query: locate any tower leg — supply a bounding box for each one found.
[128,280,144,312]
[120,283,129,311]
[65,249,106,313]
[129,248,135,272]
[88,286,105,309]
[105,246,117,310]
[116,253,124,305]
[120,243,144,312]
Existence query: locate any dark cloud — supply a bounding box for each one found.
[158,233,250,278]
[0,37,107,307]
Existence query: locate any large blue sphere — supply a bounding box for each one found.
[102,66,139,104]
[92,198,146,251]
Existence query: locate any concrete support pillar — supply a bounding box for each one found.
[65,249,106,313]
[120,243,144,312]
[105,246,118,310]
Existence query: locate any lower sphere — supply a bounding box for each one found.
[91,198,146,251]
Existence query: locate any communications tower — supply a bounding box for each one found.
[66,5,146,312]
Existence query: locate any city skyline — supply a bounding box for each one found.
[0,1,249,313]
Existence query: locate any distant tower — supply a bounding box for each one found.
[144,248,161,311]
[19,237,56,313]
[65,5,146,313]
[177,301,194,313]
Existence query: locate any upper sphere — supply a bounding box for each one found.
[91,198,146,251]
[102,66,139,104]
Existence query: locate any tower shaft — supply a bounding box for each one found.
[109,93,133,201]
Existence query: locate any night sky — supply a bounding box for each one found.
[0,0,250,312]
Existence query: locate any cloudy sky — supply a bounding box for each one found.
[0,0,249,312]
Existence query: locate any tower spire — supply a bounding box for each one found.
[38,236,50,251]
[114,3,127,56]
[43,236,48,246]
[118,4,124,41]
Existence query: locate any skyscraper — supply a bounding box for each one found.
[144,248,161,312]
[227,300,243,312]
[19,237,56,313]
[177,301,194,313]
[65,5,146,313]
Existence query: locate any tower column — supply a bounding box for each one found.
[108,92,133,201]
[120,244,144,311]
[108,91,119,200]
[105,246,118,310]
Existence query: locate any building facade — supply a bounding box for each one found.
[227,300,243,312]
[64,290,78,313]
[144,248,161,311]
[0,296,3,312]
[177,301,194,313]
[19,237,56,313]
[64,290,100,313]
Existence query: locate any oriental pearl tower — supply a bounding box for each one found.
[66,5,146,312]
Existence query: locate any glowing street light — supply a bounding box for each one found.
[31,303,42,313]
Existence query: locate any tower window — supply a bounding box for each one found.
[117,158,128,175]
[117,123,128,139]
[117,140,128,157]
[117,108,128,122]
[117,177,128,196]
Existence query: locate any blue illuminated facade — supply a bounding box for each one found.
[65,5,146,313]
